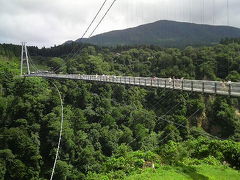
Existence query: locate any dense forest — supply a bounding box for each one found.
[0,41,240,179]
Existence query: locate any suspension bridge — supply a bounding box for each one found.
[19,0,240,98]
[24,73,240,97]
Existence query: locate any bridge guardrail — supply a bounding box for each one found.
[24,74,240,97]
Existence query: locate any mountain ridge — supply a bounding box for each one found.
[74,20,240,47]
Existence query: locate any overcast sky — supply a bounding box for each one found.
[0,0,239,47]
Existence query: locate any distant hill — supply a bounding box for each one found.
[75,20,240,47]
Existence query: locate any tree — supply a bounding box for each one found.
[48,57,66,73]
[160,124,182,144]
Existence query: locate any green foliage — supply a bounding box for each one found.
[157,141,188,165]
[48,57,66,73]
[182,156,222,166]
[104,151,161,175]
[0,42,240,179]
[184,137,240,169]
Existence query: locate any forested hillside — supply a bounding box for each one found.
[0,42,240,179]
[76,20,240,47]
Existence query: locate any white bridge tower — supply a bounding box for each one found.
[20,42,30,75]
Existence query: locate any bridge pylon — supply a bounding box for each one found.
[20,42,30,75]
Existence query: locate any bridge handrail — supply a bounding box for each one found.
[24,73,240,97]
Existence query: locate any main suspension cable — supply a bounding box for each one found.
[88,0,118,38]
[52,0,109,72]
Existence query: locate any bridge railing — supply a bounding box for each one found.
[24,73,240,97]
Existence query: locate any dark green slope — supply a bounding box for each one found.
[78,20,240,47]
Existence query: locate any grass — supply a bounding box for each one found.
[126,168,191,180]
[195,165,240,180]
[126,165,240,180]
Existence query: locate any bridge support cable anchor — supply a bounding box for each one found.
[182,80,184,91]
[202,82,205,94]
[228,84,232,96]
[191,81,194,92]
[214,82,217,94]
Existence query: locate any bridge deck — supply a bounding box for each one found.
[24,74,240,97]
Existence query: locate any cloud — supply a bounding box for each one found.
[0,0,239,47]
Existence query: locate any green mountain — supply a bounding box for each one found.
[77,20,240,47]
